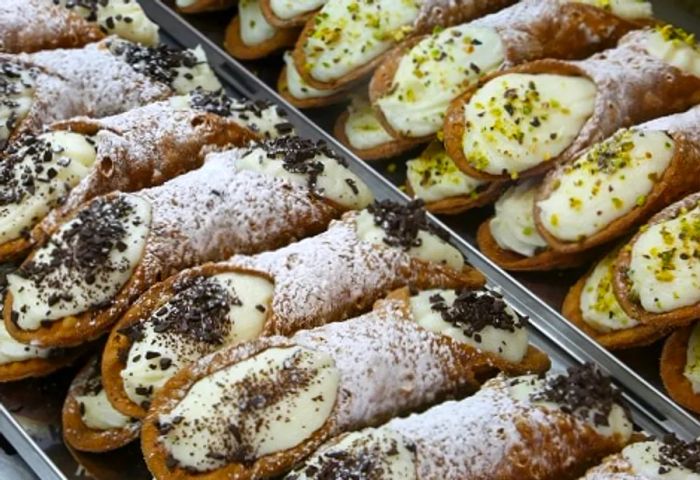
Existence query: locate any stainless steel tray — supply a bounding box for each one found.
[1,2,699,478]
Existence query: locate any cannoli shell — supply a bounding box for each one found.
[405,176,508,215]
[176,0,236,14]
[445,30,700,181]
[0,347,86,383]
[277,66,349,109]
[537,107,700,255]
[260,0,320,28]
[613,192,700,328]
[62,355,140,453]
[660,325,700,414]
[224,15,299,60]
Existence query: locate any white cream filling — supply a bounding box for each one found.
[490,180,548,257]
[283,52,338,100]
[7,194,151,330]
[159,346,340,472]
[122,272,274,406]
[0,131,97,244]
[75,389,132,431]
[684,322,700,394]
[0,68,35,146]
[537,129,675,242]
[239,0,278,46]
[580,251,639,333]
[624,441,700,480]
[235,146,373,209]
[302,0,422,82]
[171,46,222,95]
[0,321,51,365]
[289,429,417,479]
[176,0,198,7]
[406,141,486,203]
[270,0,326,19]
[568,0,653,19]
[355,209,464,270]
[377,24,504,138]
[227,101,293,139]
[628,206,700,313]
[344,96,395,150]
[645,28,700,78]
[462,73,597,177]
[508,374,633,438]
[409,289,528,363]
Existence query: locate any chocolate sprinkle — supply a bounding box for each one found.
[368,199,450,251]
[657,435,700,474]
[108,40,200,88]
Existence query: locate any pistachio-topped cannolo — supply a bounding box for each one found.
[661,322,700,415]
[224,0,299,60]
[278,52,348,109]
[141,288,547,479]
[260,0,327,27]
[0,0,159,53]
[444,27,700,181]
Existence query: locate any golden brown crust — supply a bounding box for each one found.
[613,192,700,328]
[405,175,508,215]
[0,237,33,264]
[476,217,595,271]
[259,0,319,28]
[536,129,700,255]
[277,65,350,109]
[224,15,299,60]
[561,263,670,350]
[333,109,423,161]
[0,347,86,383]
[62,355,140,453]
[177,0,235,14]
[660,325,700,414]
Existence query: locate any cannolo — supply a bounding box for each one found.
[370,0,652,142]
[224,0,299,60]
[260,0,327,28]
[477,179,595,271]
[406,140,507,214]
[141,288,548,479]
[0,38,222,150]
[62,355,140,453]
[444,26,700,182]
[660,322,700,414]
[0,95,258,263]
[277,52,348,109]
[562,248,670,350]
[3,137,372,348]
[334,96,422,161]
[175,0,236,14]
[613,191,700,328]
[0,0,159,54]
[293,0,516,91]
[103,199,484,417]
[536,106,700,255]
[581,435,700,480]
[287,363,631,479]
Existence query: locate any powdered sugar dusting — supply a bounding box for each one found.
[640,104,700,147]
[414,0,514,33]
[582,454,644,479]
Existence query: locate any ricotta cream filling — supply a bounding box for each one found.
[239,0,278,47]
[302,0,422,82]
[283,52,339,100]
[508,374,633,438]
[0,321,51,365]
[580,250,639,333]
[176,0,198,7]
[8,194,151,330]
[159,346,340,472]
[462,73,597,177]
[344,96,395,150]
[407,141,486,203]
[288,429,417,479]
[171,46,222,95]
[270,0,327,19]
[537,129,674,241]
[235,145,373,209]
[628,205,700,312]
[623,441,700,480]
[355,209,463,270]
[377,24,504,138]
[122,272,274,406]
[568,0,653,19]
[0,66,35,148]
[76,389,132,431]
[645,26,700,78]
[490,180,548,257]
[0,131,97,244]
[684,322,700,394]
[409,289,528,363]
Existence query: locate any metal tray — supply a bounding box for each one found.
[1,2,699,478]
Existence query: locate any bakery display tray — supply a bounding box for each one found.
[1,1,699,479]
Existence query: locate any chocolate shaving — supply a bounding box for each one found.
[657,434,700,474]
[108,40,200,88]
[368,199,450,251]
